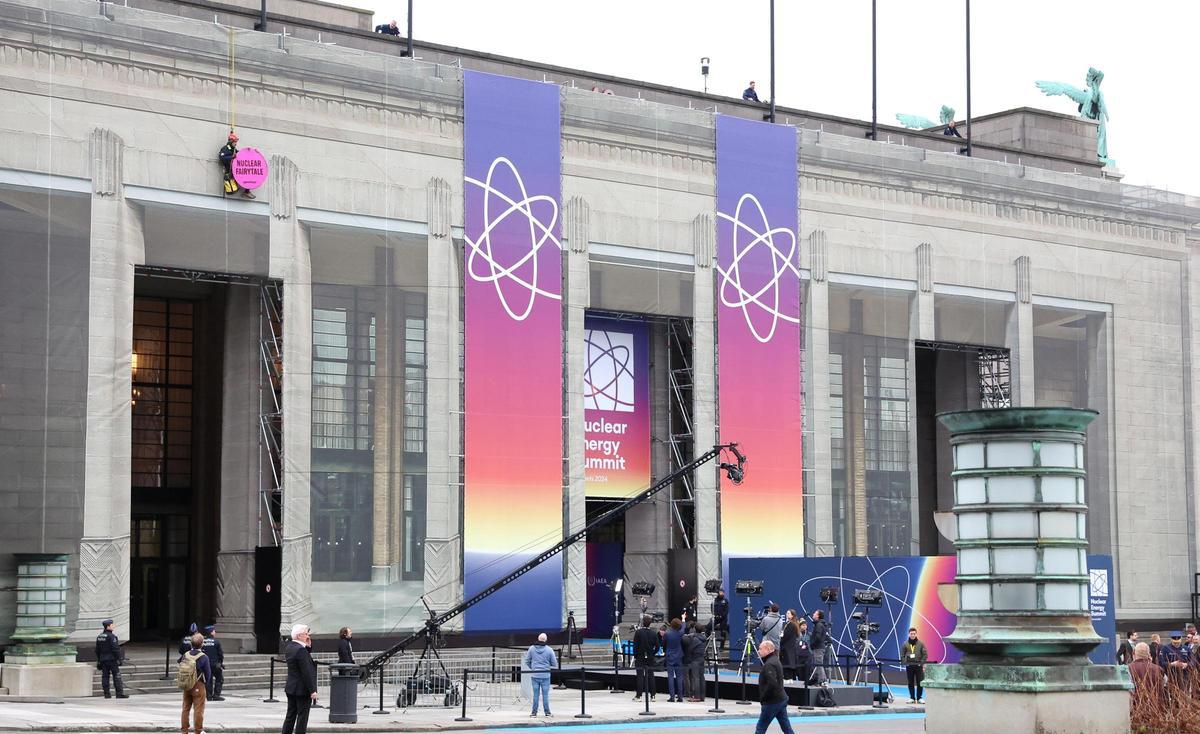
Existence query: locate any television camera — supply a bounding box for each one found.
[850,611,881,640]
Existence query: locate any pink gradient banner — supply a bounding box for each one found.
[583,316,650,498]
[462,71,563,631]
[715,115,804,568]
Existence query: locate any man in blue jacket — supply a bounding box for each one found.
[523,633,558,717]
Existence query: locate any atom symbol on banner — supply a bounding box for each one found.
[716,193,802,344]
[465,156,563,322]
[584,329,635,412]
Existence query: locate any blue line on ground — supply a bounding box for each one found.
[487,713,926,732]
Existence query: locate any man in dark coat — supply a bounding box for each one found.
[337,627,355,664]
[1117,630,1137,665]
[902,627,929,703]
[95,619,128,698]
[682,622,708,701]
[754,641,794,734]
[201,624,225,700]
[742,81,761,103]
[632,615,659,702]
[712,591,730,650]
[282,624,318,734]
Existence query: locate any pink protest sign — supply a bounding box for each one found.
[232,148,269,190]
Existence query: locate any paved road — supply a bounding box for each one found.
[488,714,927,734]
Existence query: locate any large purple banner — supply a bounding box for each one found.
[463,71,563,632]
[715,116,804,572]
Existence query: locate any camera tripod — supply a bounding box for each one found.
[734,600,762,705]
[563,611,583,660]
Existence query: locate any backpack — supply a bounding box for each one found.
[813,687,836,708]
[176,650,205,691]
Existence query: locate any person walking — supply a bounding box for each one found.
[178,632,211,734]
[337,627,355,664]
[902,627,929,704]
[632,615,659,702]
[663,618,685,702]
[683,622,708,701]
[758,604,783,652]
[780,611,801,681]
[95,619,128,699]
[1117,630,1137,665]
[201,624,225,701]
[282,624,318,734]
[522,632,557,717]
[754,640,794,734]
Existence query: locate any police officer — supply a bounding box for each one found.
[201,624,225,700]
[179,622,198,658]
[95,619,128,699]
[1159,630,1191,687]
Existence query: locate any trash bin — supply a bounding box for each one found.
[329,664,361,724]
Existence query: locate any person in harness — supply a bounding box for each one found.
[218,132,255,199]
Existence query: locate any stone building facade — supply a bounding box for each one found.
[0,0,1197,650]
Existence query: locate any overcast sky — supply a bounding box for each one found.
[362,0,1197,195]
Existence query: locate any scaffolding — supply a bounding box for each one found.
[666,318,695,548]
[976,346,1012,408]
[258,280,284,546]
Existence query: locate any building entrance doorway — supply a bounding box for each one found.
[128,276,227,640]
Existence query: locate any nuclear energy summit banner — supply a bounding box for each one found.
[584,316,651,498]
[462,71,563,631]
[715,115,804,571]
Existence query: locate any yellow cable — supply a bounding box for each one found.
[228,27,236,132]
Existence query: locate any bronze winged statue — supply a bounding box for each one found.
[1035,67,1111,165]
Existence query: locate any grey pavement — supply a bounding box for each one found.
[0,687,925,732]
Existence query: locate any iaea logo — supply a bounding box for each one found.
[584,329,635,413]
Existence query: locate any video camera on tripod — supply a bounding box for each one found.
[850,612,880,639]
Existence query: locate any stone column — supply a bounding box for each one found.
[422,178,463,629]
[269,157,315,632]
[71,129,144,643]
[1008,255,1035,407]
[215,285,261,652]
[909,243,934,554]
[692,214,720,607]
[371,247,402,585]
[806,231,835,556]
[563,197,590,627]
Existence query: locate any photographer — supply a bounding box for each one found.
[808,610,832,684]
[758,603,783,651]
[903,627,928,704]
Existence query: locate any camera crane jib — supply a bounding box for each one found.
[357,442,747,679]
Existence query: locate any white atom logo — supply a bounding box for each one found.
[716,193,802,344]
[584,329,635,412]
[465,156,563,322]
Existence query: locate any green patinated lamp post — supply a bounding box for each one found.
[7,553,77,664]
[924,408,1131,734]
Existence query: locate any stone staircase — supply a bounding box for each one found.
[92,652,281,697]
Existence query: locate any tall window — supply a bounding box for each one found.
[312,291,375,451]
[131,298,193,489]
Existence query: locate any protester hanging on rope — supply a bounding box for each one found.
[218,131,255,199]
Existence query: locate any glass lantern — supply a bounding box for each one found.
[938,408,1102,661]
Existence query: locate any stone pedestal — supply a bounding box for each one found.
[926,664,1130,734]
[0,663,94,698]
